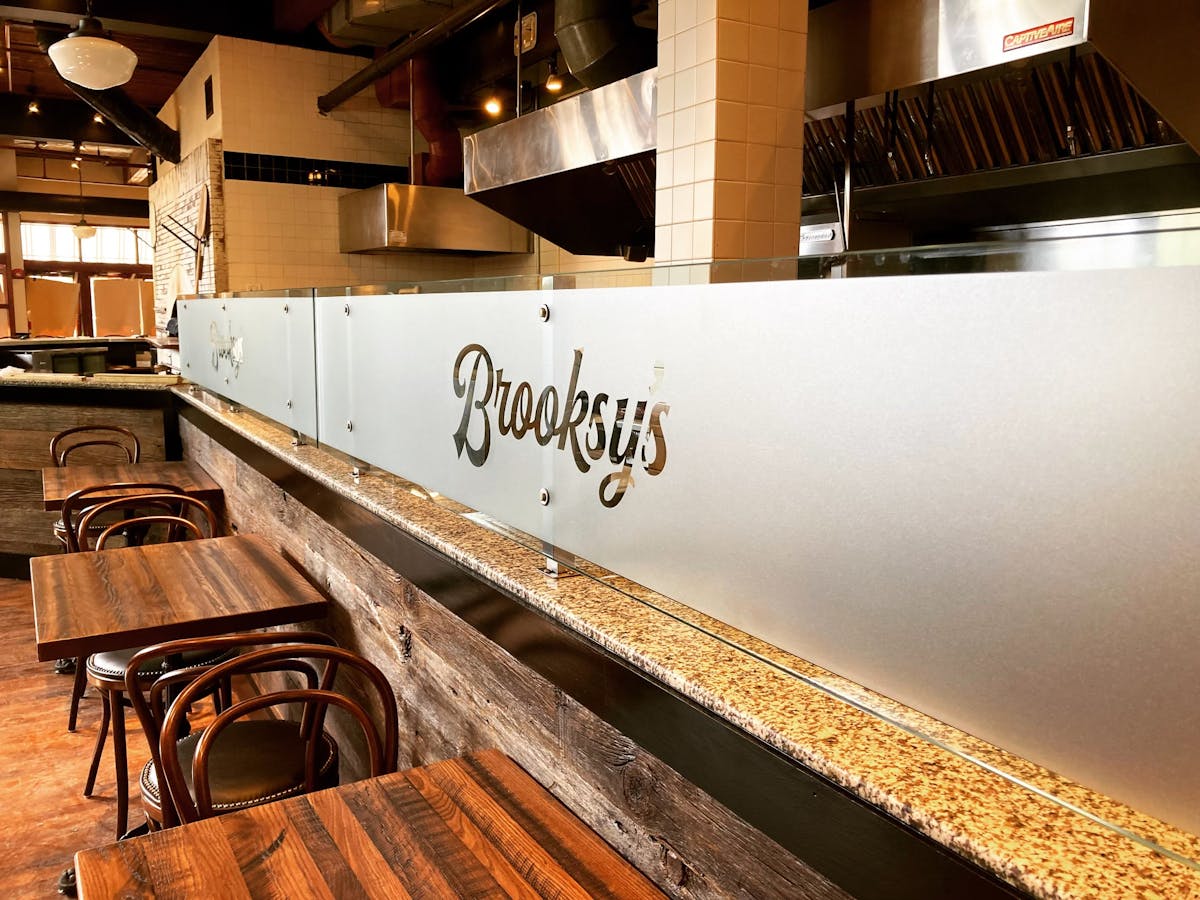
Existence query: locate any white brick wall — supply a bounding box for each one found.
[148,139,227,332]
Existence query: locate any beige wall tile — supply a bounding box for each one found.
[749,0,781,27]
[746,143,777,183]
[717,0,751,23]
[746,183,774,221]
[716,100,748,143]
[715,60,748,102]
[713,180,747,220]
[746,220,774,256]
[780,2,809,32]
[748,104,776,144]
[718,19,749,61]
[714,140,748,181]
[713,219,745,258]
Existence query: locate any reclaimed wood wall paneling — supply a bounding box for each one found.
[0,401,167,556]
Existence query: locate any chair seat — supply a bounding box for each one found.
[141,720,339,813]
[87,647,234,682]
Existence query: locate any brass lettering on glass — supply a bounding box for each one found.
[452,344,669,508]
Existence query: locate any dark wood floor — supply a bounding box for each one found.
[0,576,186,897]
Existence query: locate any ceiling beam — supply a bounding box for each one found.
[0,188,147,216]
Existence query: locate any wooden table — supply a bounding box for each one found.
[74,748,665,899]
[41,460,223,511]
[30,534,328,662]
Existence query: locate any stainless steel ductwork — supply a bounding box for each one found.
[555,0,656,90]
[463,68,656,259]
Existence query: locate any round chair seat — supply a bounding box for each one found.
[141,720,339,814]
[86,647,232,682]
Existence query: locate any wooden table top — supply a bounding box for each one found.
[41,460,224,510]
[30,534,328,662]
[75,748,664,899]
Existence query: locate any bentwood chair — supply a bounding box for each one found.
[50,425,141,468]
[126,634,398,830]
[60,483,189,733]
[49,425,142,552]
[75,494,232,839]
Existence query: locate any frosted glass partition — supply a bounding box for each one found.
[315,291,547,537]
[177,293,317,437]
[308,266,1200,843]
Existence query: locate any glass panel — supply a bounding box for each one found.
[178,294,317,437]
[314,291,547,537]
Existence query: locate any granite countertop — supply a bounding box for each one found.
[0,372,180,389]
[174,385,1200,900]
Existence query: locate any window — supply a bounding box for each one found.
[20,223,150,264]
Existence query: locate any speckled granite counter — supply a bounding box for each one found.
[0,372,180,390]
[174,384,1200,900]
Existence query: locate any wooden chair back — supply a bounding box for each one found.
[59,482,187,553]
[125,633,392,826]
[77,494,218,552]
[50,425,141,467]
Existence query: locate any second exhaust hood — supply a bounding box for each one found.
[339,183,531,254]
[807,0,1200,153]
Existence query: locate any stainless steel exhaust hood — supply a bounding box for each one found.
[807,0,1200,153]
[338,183,531,254]
[802,0,1200,243]
[463,68,657,260]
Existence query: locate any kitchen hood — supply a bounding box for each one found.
[338,183,531,254]
[463,68,656,260]
[807,0,1199,152]
[802,0,1200,243]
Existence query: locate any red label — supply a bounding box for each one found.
[1003,17,1075,52]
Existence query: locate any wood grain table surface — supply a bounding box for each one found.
[30,534,328,662]
[41,460,224,511]
[75,748,665,899]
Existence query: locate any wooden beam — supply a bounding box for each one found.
[0,190,147,217]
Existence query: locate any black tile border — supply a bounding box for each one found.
[179,399,1029,900]
[223,151,409,190]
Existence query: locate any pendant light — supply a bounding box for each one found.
[72,163,96,241]
[48,1,137,91]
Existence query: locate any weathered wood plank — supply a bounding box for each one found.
[0,507,60,556]
[0,402,164,437]
[0,468,42,508]
[181,417,850,900]
[0,428,165,470]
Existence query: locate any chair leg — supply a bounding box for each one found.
[67,664,87,732]
[112,691,128,840]
[83,691,110,797]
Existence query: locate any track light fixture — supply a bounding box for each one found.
[545,59,563,93]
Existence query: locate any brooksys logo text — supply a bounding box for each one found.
[452,344,669,508]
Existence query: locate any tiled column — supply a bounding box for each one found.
[655,0,808,269]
